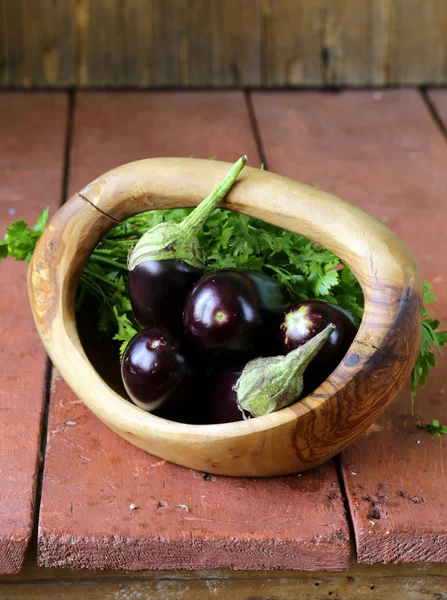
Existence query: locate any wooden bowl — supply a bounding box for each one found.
[28,158,423,477]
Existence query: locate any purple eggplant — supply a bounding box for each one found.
[184,269,290,358]
[129,260,201,333]
[280,299,358,392]
[206,366,247,424]
[206,324,335,422]
[121,327,193,419]
[127,156,246,332]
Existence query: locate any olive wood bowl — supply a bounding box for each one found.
[28,158,423,476]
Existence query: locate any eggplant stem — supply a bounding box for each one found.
[235,323,336,418]
[128,156,247,270]
[178,155,247,240]
[282,323,336,375]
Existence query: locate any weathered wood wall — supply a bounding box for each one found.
[2,0,447,88]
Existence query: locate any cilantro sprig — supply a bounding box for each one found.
[411,284,447,413]
[418,420,447,436]
[2,205,446,428]
[0,207,49,262]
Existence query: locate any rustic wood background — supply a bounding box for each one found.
[2,0,447,88]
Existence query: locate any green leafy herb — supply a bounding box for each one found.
[2,207,50,262]
[113,307,139,360]
[0,240,8,259]
[418,419,447,436]
[33,206,50,234]
[411,284,447,414]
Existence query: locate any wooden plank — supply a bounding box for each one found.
[179,0,261,87]
[68,91,261,193]
[0,1,10,85]
[3,565,447,600]
[251,89,447,564]
[5,549,447,600]
[261,0,323,86]
[210,0,261,87]
[38,91,350,571]
[6,544,447,581]
[0,0,23,87]
[178,0,213,87]
[75,0,190,87]
[0,92,67,574]
[2,0,447,87]
[3,553,447,600]
[0,0,74,87]
[387,0,447,85]
[338,92,447,562]
[76,0,154,87]
[76,0,261,87]
[261,0,383,87]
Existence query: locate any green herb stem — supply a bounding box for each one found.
[89,254,128,270]
[178,155,247,240]
[82,267,123,289]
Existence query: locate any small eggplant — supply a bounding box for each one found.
[206,366,247,424]
[128,156,247,333]
[121,327,192,419]
[184,269,290,358]
[207,324,335,422]
[129,260,202,333]
[280,299,358,391]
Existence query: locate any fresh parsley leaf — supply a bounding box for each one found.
[423,282,436,306]
[112,307,139,360]
[33,206,50,234]
[1,207,50,262]
[411,284,447,414]
[309,268,339,296]
[418,419,447,436]
[4,220,39,262]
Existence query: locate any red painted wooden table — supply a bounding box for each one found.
[0,89,446,598]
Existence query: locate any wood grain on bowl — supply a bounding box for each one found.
[28,148,423,476]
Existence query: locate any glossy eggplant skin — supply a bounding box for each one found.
[128,259,202,333]
[206,366,249,424]
[280,300,358,392]
[121,327,193,419]
[183,269,290,358]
